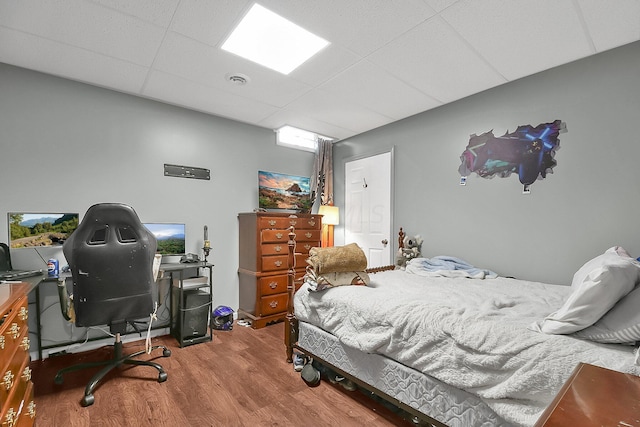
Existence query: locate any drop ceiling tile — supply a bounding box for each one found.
[440,0,593,81]
[259,0,437,57]
[320,59,441,120]
[152,32,312,108]
[144,70,280,124]
[170,0,250,46]
[257,109,354,140]
[422,0,462,13]
[368,17,506,103]
[0,27,149,93]
[288,43,363,87]
[0,0,165,66]
[577,0,640,52]
[281,88,395,135]
[88,0,180,27]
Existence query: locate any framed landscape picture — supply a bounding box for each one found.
[258,170,312,212]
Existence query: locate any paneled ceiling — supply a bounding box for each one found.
[1,0,638,141]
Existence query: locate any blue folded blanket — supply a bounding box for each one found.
[406,256,498,279]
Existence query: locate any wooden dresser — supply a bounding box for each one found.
[535,362,640,426]
[238,212,321,329]
[0,282,36,427]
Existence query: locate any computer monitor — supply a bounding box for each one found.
[8,212,80,249]
[142,223,186,255]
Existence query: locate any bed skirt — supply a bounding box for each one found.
[298,322,512,427]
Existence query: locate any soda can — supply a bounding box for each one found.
[47,258,59,277]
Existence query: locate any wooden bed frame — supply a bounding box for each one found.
[283,227,445,426]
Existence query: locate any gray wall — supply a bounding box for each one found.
[0,63,314,352]
[333,41,640,286]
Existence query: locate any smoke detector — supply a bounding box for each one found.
[225,73,250,85]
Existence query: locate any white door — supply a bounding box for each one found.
[345,151,392,268]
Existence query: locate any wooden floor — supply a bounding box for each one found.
[31,322,415,426]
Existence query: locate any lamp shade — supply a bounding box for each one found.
[318,205,339,225]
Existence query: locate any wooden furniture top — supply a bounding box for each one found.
[0,281,36,313]
[534,362,640,426]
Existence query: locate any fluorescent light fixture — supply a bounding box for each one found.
[276,125,333,152]
[222,3,329,75]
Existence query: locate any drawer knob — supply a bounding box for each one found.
[274,260,282,267]
[27,401,36,419]
[275,233,283,239]
[269,220,276,226]
[305,232,312,238]
[18,307,28,321]
[304,244,311,250]
[2,370,14,391]
[7,323,19,340]
[269,301,278,308]
[289,219,297,226]
[21,366,32,383]
[274,245,282,252]
[3,407,16,427]
[308,219,316,227]
[21,337,30,351]
[269,282,278,289]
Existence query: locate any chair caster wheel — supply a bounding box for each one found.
[54,374,63,385]
[158,372,168,383]
[81,394,95,407]
[163,349,171,357]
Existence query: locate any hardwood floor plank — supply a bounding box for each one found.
[32,322,414,426]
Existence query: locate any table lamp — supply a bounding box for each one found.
[318,205,339,247]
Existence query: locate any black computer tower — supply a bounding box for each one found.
[171,288,210,340]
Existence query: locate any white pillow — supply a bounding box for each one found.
[533,247,640,334]
[573,285,640,344]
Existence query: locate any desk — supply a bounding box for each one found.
[31,262,213,359]
[160,262,214,347]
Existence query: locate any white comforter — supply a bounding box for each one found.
[294,270,640,427]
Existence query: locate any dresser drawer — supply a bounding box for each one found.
[259,216,321,230]
[296,241,318,254]
[259,293,288,316]
[296,230,321,242]
[261,229,289,243]
[294,253,309,270]
[0,333,30,411]
[259,275,288,296]
[261,255,288,272]
[261,243,288,256]
[10,379,35,427]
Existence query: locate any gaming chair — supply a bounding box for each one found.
[54,203,171,407]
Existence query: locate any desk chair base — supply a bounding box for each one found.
[53,334,171,407]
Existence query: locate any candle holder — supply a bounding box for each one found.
[202,247,211,263]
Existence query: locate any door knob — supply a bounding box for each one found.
[381,239,388,245]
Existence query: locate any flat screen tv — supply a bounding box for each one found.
[143,223,186,255]
[258,170,312,212]
[8,212,80,248]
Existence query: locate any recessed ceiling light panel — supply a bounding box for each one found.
[221,4,329,75]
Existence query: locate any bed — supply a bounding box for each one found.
[283,227,640,427]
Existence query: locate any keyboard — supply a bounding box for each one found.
[0,269,43,280]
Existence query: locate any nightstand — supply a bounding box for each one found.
[535,362,640,426]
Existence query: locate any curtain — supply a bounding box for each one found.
[310,137,333,206]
